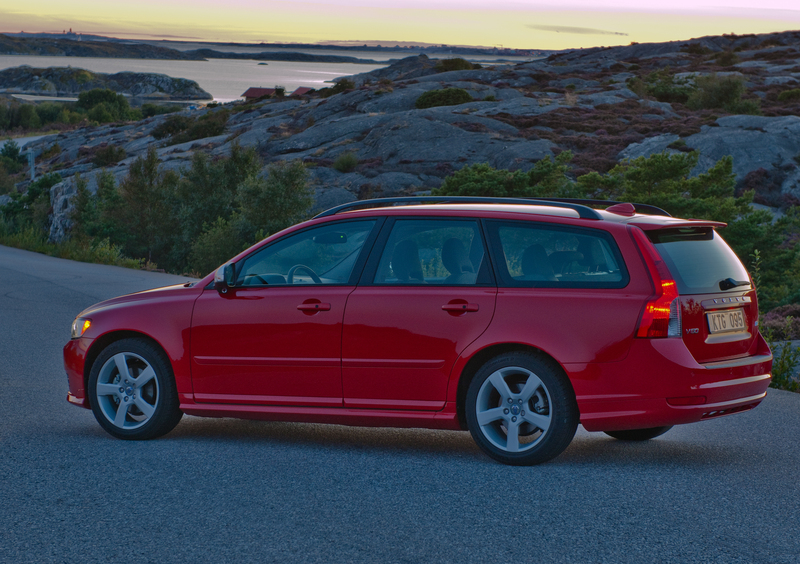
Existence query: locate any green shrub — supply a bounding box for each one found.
[188,217,246,275]
[77,89,132,122]
[168,110,229,145]
[92,144,127,167]
[152,114,192,140]
[77,89,122,110]
[141,103,181,118]
[35,102,62,124]
[87,103,115,124]
[15,105,41,129]
[715,51,740,67]
[1,139,22,163]
[69,144,312,275]
[415,88,474,109]
[236,160,313,239]
[0,165,14,194]
[762,316,800,392]
[641,70,696,104]
[681,43,711,55]
[763,305,800,340]
[333,152,358,173]
[41,143,61,159]
[0,173,62,232]
[321,79,355,97]
[435,58,478,72]
[778,89,800,103]
[686,74,760,114]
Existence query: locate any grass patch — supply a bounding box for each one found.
[778,89,800,103]
[333,151,358,173]
[0,223,144,269]
[416,88,473,109]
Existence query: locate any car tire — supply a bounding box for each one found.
[604,426,673,441]
[88,338,183,440]
[466,352,578,466]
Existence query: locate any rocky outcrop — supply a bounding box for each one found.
[6,30,800,241]
[0,66,212,100]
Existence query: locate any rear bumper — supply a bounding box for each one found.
[569,333,772,432]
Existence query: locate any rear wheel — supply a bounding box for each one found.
[604,426,673,441]
[88,338,183,440]
[466,352,578,466]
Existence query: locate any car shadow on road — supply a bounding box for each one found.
[556,433,745,467]
[164,415,487,460]
[137,416,748,467]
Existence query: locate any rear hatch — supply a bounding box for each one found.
[647,226,758,364]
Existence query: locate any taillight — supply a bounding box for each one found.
[630,227,682,338]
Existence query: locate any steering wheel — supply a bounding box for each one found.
[242,274,270,285]
[287,264,322,284]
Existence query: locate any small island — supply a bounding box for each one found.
[0,66,212,100]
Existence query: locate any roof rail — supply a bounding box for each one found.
[527,198,671,217]
[313,196,604,220]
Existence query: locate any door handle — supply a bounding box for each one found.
[297,303,331,312]
[442,303,479,313]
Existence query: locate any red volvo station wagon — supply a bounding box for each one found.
[64,197,773,465]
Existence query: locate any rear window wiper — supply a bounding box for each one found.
[719,278,750,291]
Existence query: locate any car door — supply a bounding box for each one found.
[190,219,378,406]
[341,218,497,410]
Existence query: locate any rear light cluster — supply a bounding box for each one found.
[630,227,682,339]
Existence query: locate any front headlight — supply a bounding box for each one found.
[71,317,92,339]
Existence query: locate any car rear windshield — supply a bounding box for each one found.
[648,227,750,295]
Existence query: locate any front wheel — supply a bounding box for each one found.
[88,338,183,440]
[604,426,673,441]
[466,352,578,466]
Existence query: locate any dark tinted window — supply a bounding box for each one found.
[237,220,376,286]
[487,221,628,288]
[648,228,750,295]
[373,219,491,285]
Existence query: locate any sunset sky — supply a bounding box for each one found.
[2,0,799,50]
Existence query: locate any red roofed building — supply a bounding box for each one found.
[242,86,315,101]
[241,87,276,101]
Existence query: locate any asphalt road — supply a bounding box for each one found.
[1,244,799,564]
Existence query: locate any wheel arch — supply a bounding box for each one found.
[455,343,576,430]
[84,331,172,407]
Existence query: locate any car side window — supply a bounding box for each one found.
[373,219,490,285]
[237,220,376,286]
[487,220,629,288]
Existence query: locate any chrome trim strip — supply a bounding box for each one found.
[699,374,771,389]
[701,354,772,370]
[702,392,767,409]
[701,296,751,310]
[669,392,767,410]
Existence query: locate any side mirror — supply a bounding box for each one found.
[214,263,236,293]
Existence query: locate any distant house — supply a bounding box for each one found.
[291,87,314,97]
[241,86,314,101]
[241,87,276,101]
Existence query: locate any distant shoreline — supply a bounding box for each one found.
[2,32,549,59]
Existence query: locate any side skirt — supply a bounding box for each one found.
[179,400,462,430]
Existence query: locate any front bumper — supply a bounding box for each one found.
[64,338,91,410]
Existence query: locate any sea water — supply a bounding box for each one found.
[0,48,535,103]
[0,55,387,102]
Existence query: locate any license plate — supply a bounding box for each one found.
[706,309,746,334]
